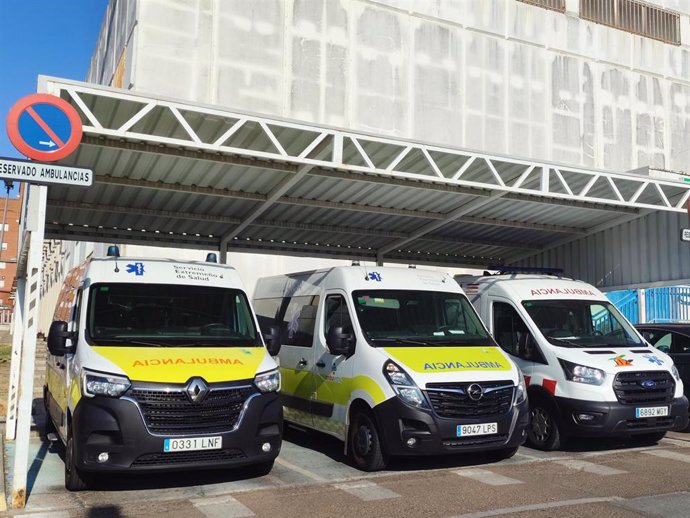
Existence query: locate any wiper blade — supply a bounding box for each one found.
[371,337,436,346]
[549,337,586,348]
[94,338,165,347]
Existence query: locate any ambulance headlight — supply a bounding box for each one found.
[255,368,281,393]
[82,369,131,398]
[559,360,605,386]
[383,361,428,409]
[672,364,681,382]
[514,377,527,405]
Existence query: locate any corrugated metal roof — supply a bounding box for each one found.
[38,76,690,268]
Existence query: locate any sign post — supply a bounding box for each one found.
[4,93,91,508]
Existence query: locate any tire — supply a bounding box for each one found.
[64,433,92,492]
[527,401,562,451]
[633,431,667,445]
[245,460,274,477]
[348,409,387,471]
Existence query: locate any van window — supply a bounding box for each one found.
[522,299,643,348]
[352,290,493,347]
[493,302,545,362]
[325,295,352,335]
[87,283,261,347]
[254,295,320,347]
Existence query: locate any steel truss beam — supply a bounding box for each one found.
[42,78,690,215]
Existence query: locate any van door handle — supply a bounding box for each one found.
[298,358,308,367]
[316,361,326,368]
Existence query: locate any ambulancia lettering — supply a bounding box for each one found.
[529,288,597,296]
[423,361,504,370]
[131,358,245,367]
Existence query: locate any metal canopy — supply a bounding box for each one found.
[40,76,690,267]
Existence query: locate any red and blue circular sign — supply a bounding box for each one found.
[6,93,83,162]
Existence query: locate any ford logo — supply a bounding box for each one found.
[641,380,657,389]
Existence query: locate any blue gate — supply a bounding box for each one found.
[607,286,690,323]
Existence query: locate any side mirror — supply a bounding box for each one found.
[47,321,75,356]
[326,326,355,357]
[263,325,282,356]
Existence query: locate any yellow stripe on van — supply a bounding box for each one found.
[384,346,512,373]
[92,346,266,383]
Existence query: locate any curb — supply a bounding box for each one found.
[0,425,6,513]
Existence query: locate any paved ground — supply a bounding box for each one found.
[3,424,690,518]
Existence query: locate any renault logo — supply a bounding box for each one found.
[467,383,484,401]
[186,378,209,403]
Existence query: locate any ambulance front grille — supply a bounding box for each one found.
[128,382,257,435]
[425,381,514,419]
[612,371,675,405]
[131,448,246,467]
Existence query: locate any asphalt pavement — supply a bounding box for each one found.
[3,425,690,518]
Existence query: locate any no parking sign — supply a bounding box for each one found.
[6,93,83,162]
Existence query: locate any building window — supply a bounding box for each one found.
[1,243,6,251]
[517,0,565,13]
[0,262,6,269]
[580,0,681,45]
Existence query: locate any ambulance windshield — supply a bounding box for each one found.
[86,283,261,346]
[521,299,643,348]
[353,290,494,347]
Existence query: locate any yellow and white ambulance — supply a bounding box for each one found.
[253,265,529,471]
[44,246,282,491]
[458,269,689,451]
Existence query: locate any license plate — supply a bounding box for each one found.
[635,406,669,418]
[456,422,498,437]
[163,436,222,452]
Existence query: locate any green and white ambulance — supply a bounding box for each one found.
[458,270,689,450]
[44,247,282,491]
[253,265,529,471]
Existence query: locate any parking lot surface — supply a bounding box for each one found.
[3,425,690,518]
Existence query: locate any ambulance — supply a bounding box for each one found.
[44,247,282,491]
[253,265,529,471]
[457,269,689,451]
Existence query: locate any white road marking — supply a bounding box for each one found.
[454,468,524,486]
[16,513,70,518]
[446,496,622,518]
[334,480,400,501]
[555,459,627,475]
[275,456,327,481]
[643,449,690,463]
[191,495,255,518]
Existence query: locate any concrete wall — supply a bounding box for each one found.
[89,0,690,175]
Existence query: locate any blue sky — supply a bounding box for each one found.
[0,0,108,195]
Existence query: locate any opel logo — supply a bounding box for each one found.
[641,380,657,389]
[467,383,484,401]
[186,377,209,403]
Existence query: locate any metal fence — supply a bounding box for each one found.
[607,287,690,324]
[581,0,680,45]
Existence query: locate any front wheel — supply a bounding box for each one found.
[65,433,92,492]
[527,402,562,451]
[348,410,387,471]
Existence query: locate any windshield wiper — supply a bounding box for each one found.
[548,337,587,348]
[370,337,437,346]
[92,337,165,347]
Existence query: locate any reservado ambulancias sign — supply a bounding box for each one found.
[0,157,92,187]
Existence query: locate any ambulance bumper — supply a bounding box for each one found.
[557,395,689,437]
[71,391,282,473]
[373,395,529,456]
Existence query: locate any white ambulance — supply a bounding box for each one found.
[457,270,689,450]
[44,246,282,491]
[253,265,529,471]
